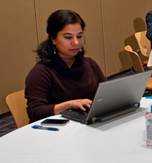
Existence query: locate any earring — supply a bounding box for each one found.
[53,45,57,55]
[53,48,56,55]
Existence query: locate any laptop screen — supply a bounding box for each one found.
[86,71,152,122]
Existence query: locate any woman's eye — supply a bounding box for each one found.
[64,36,72,40]
[64,34,83,40]
[77,35,83,39]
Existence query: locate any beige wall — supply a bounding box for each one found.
[0,0,152,114]
[102,0,152,76]
[0,0,37,114]
[35,0,105,72]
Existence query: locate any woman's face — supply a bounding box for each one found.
[53,23,84,59]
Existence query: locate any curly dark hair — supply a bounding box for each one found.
[36,9,86,65]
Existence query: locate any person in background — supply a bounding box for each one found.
[146,10,152,67]
[146,10,152,45]
[25,9,106,123]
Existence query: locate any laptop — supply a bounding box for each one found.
[61,71,152,124]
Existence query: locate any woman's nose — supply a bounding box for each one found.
[72,37,79,45]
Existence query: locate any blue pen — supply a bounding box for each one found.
[31,125,59,131]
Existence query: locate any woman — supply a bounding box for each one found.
[146,10,152,67]
[146,10,152,45]
[25,9,106,122]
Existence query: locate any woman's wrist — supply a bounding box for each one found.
[65,100,73,109]
[53,100,73,115]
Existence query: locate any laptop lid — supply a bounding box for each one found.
[86,71,152,123]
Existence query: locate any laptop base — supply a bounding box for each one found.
[92,106,144,124]
[61,105,144,125]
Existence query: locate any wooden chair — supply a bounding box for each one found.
[146,77,152,90]
[124,31,151,66]
[6,90,29,128]
[123,48,145,73]
[118,50,133,72]
[123,46,152,91]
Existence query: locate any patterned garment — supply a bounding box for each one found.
[0,114,16,137]
[146,10,152,42]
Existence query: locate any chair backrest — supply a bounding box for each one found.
[118,50,133,71]
[124,46,144,73]
[6,90,29,128]
[124,31,150,65]
[146,77,152,90]
[124,46,152,91]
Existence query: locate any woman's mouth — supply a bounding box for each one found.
[69,48,80,53]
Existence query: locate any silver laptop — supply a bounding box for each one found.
[62,71,152,124]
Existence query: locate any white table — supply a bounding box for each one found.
[0,97,152,163]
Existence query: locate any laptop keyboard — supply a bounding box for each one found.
[61,109,88,124]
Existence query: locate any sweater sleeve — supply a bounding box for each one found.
[25,64,54,122]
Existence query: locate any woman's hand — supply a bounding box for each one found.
[68,99,92,111]
[53,98,92,114]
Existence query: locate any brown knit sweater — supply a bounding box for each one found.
[25,54,105,122]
